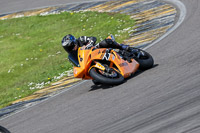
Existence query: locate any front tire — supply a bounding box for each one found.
[89,68,124,85]
[0,126,10,133]
[92,80,101,85]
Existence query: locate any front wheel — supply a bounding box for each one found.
[89,67,124,85]
[92,80,101,85]
[0,126,10,133]
[135,49,154,70]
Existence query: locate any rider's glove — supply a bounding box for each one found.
[120,44,129,50]
[85,40,94,49]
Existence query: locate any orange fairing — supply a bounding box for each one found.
[73,48,92,79]
[73,47,139,79]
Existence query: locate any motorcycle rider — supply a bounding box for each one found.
[61,34,135,56]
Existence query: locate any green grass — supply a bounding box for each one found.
[0,11,135,109]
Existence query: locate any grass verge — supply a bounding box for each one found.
[0,11,135,109]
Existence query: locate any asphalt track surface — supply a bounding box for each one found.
[0,0,110,14]
[1,0,200,133]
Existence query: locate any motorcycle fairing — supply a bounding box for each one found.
[73,47,139,79]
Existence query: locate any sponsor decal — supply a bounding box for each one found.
[112,55,115,61]
[119,62,128,67]
[95,63,105,70]
[80,58,83,62]
[79,55,83,62]
[102,52,110,60]
[100,53,104,58]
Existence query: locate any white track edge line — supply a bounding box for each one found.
[143,0,187,50]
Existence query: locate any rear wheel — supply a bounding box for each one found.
[135,49,154,70]
[89,67,124,85]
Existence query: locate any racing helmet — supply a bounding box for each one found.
[62,34,77,52]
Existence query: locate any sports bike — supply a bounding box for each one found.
[68,37,154,85]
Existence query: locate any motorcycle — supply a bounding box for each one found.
[68,37,154,85]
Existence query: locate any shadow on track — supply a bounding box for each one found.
[126,64,159,81]
[89,64,159,91]
[90,84,114,91]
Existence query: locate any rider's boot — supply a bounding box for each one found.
[120,44,146,59]
[120,44,139,53]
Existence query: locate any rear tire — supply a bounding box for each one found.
[136,49,154,70]
[89,68,124,85]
